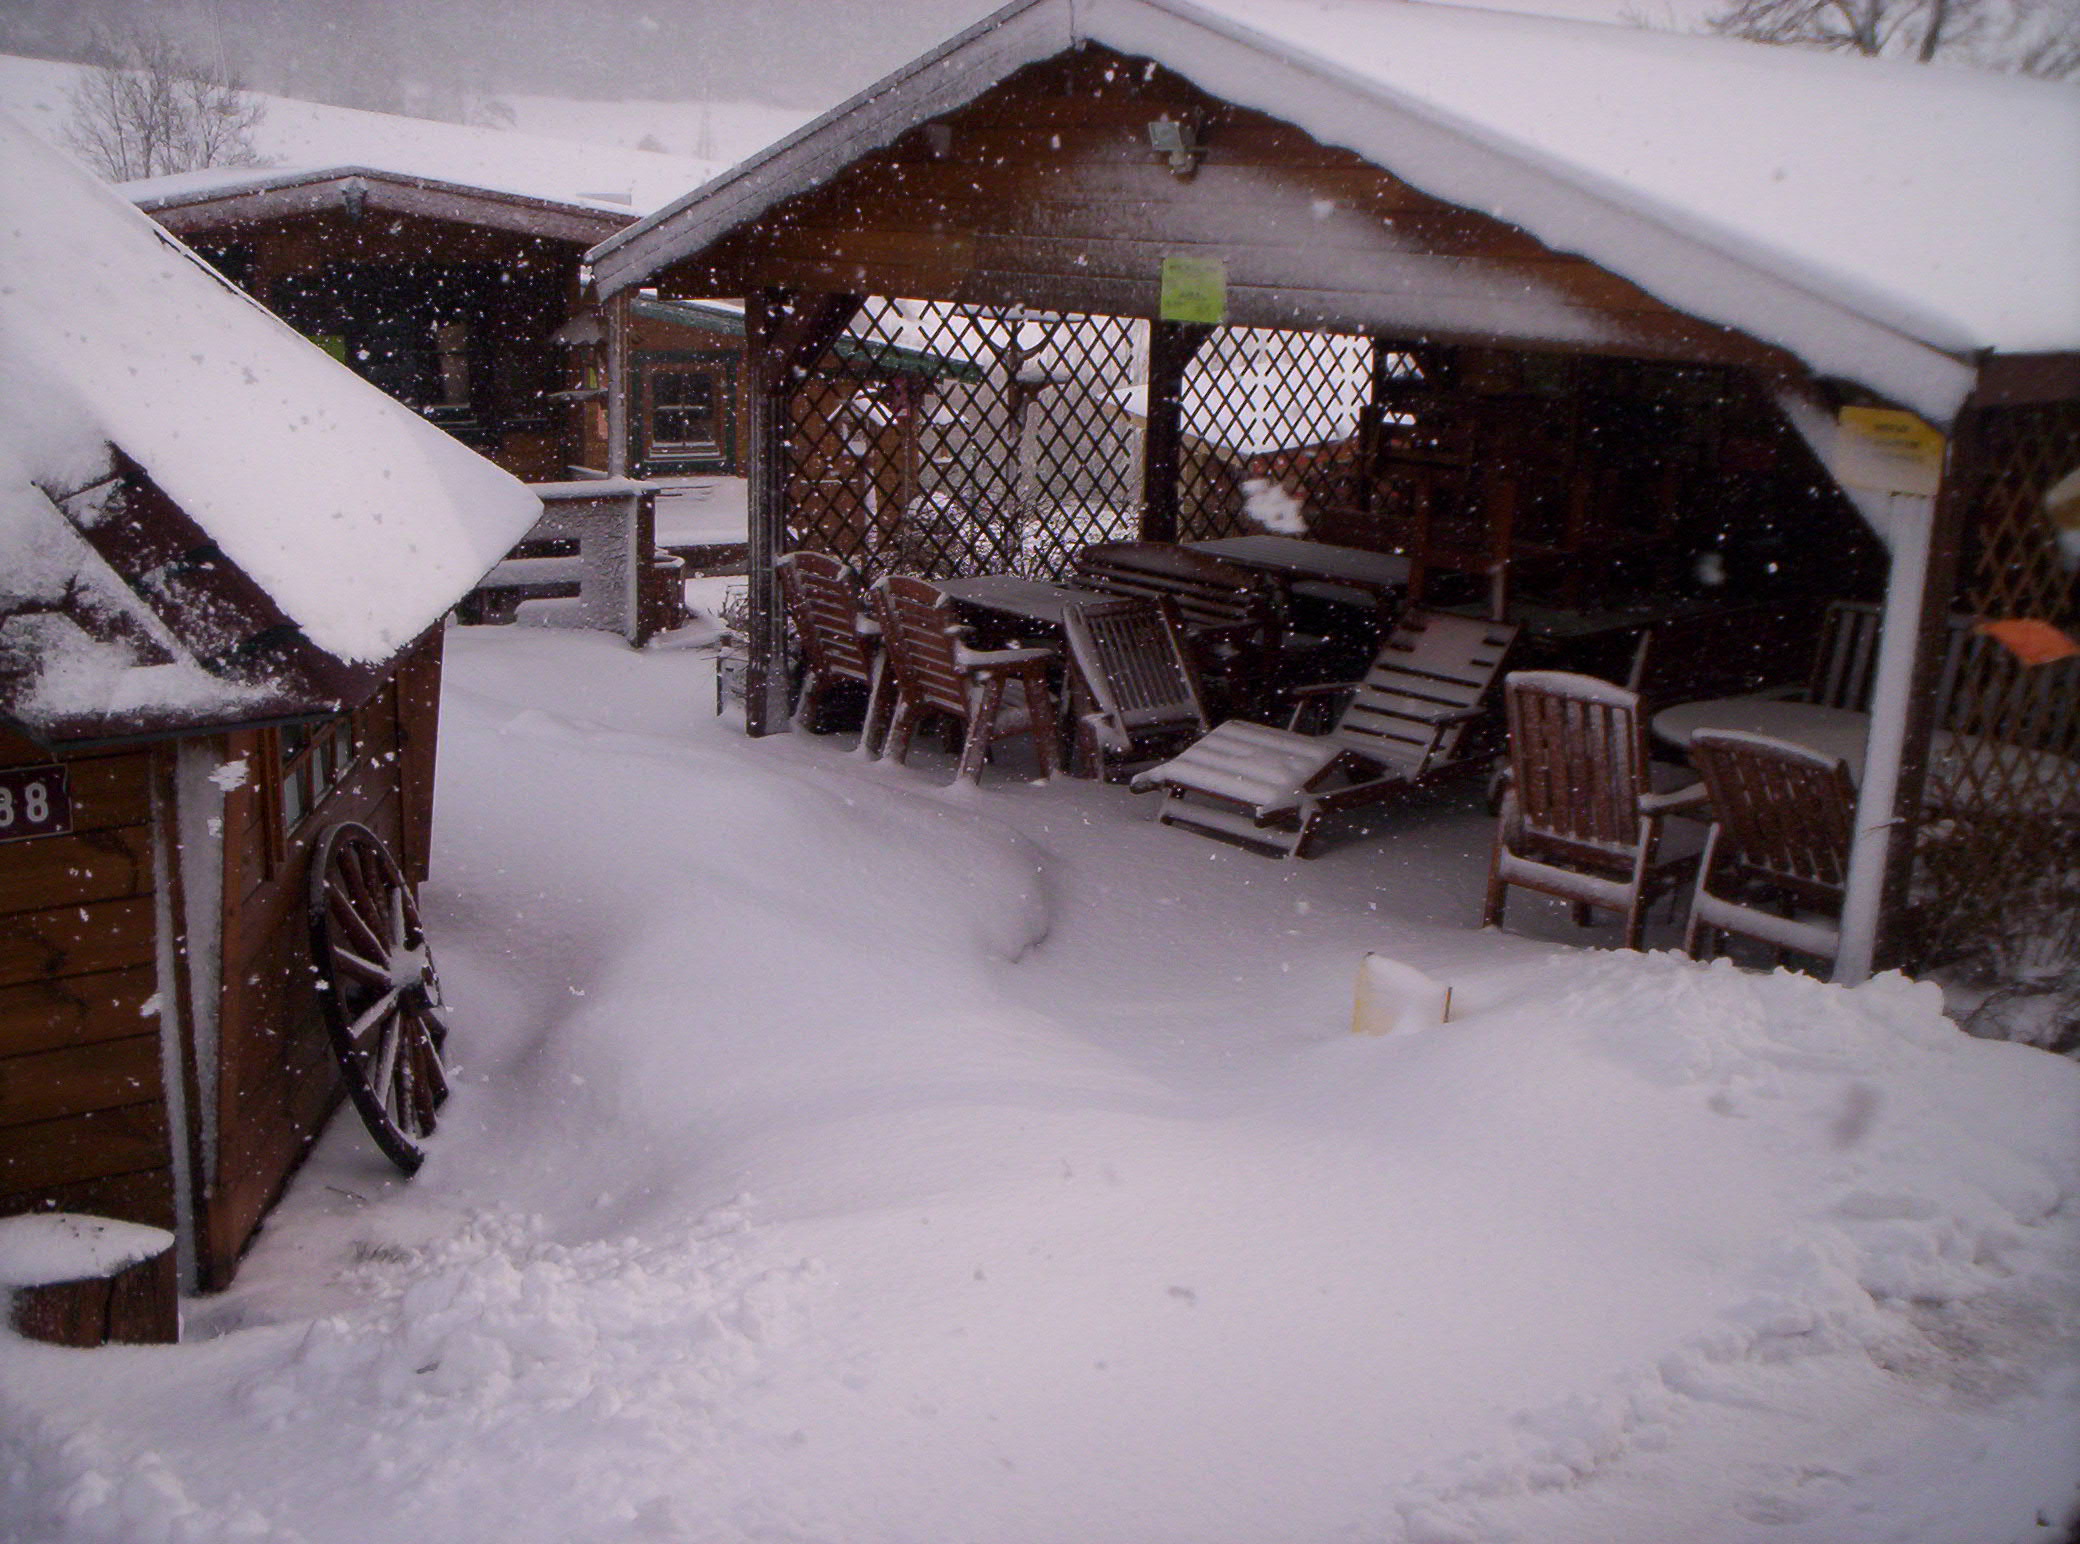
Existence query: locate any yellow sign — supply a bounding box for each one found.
[1159,256,1227,324]
[1833,407,1946,498]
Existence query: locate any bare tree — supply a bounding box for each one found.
[1705,0,2080,75]
[63,25,269,182]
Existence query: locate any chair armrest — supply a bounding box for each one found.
[1411,704,1490,727]
[955,642,1056,669]
[1641,780,1708,816]
[854,616,881,637]
[1286,680,1362,700]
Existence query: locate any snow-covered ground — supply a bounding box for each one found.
[3,619,2077,1543]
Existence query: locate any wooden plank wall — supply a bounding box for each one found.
[202,648,434,1282]
[661,49,1797,376]
[0,730,175,1234]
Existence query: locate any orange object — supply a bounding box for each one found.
[1976,618,2080,666]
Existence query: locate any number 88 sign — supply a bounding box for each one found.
[0,765,73,841]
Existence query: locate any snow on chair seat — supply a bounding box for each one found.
[1131,609,1518,858]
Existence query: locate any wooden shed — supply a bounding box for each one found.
[0,124,543,1329]
[588,0,2079,983]
[132,165,640,482]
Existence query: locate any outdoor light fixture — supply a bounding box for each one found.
[1146,114,1203,178]
[340,175,368,222]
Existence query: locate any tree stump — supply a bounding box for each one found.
[0,1213,178,1346]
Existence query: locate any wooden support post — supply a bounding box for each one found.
[1835,406,1975,983]
[1141,321,1213,543]
[604,289,631,479]
[743,288,866,737]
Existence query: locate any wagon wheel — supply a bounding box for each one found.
[308,821,451,1175]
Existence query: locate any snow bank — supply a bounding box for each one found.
[1,627,2074,1544]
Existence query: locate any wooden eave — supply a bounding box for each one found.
[140,169,635,249]
[589,0,1982,421]
[1972,352,2080,408]
[2,455,411,750]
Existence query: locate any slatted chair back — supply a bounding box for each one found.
[1061,596,1208,776]
[1806,600,1885,710]
[779,550,876,684]
[1072,541,1279,643]
[1688,731,1854,914]
[1325,611,1518,779]
[1807,600,1981,715]
[870,574,971,719]
[1501,669,1654,871]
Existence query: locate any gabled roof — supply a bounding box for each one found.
[130,164,638,247]
[0,118,543,746]
[590,0,2080,421]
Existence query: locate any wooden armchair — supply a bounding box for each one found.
[1130,609,1518,857]
[1482,669,1708,949]
[868,574,1061,785]
[1683,730,1855,967]
[777,550,885,748]
[1059,596,1210,781]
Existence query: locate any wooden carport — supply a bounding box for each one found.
[587,0,2080,984]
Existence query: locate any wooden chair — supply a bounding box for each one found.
[1130,609,1519,857]
[1071,541,1284,713]
[1683,730,1855,968]
[868,574,1062,785]
[777,550,886,748]
[1482,669,1708,950]
[1059,596,1210,781]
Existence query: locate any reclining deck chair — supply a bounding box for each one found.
[1482,670,1708,950]
[1060,596,1209,781]
[1683,730,1855,968]
[1129,609,1518,857]
[777,550,885,748]
[869,574,1062,785]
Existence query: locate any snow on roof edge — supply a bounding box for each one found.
[126,162,643,224]
[589,0,2013,420]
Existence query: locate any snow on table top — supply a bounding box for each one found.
[0,117,544,666]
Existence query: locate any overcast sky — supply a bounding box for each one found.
[0,0,1715,111]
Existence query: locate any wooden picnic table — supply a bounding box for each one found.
[936,574,1110,637]
[1186,535,1410,605]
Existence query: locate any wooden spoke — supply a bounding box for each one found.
[308,821,455,1175]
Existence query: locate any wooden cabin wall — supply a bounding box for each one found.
[201,637,440,1281]
[0,730,177,1237]
[190,212,586,481]
[628,315,748,478]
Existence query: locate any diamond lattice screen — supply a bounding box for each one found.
[1911,401,2080,979]
[1174,329,1390,541]
[782,299,1147,581]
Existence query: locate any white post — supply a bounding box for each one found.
[1834,490,1933,984]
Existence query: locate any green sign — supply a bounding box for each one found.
[1160,256,1227,324]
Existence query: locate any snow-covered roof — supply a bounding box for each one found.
[0,50,720,217]
[590,0,2080,421]
[128,163,640,247]
[0,116,544,743]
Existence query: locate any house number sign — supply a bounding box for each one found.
[0,765,72,841]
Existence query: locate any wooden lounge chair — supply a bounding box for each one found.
[1060,596,1210,781]
[778,550,886,747]
[1071,541,1284,713]
[868,574,1062,784]
[1130,609,1518,857]
[1683,730,1855,967]
[1482,669,1708,950]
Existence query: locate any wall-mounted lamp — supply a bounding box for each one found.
[1146,114,1203,179]
[340,175,368,223]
